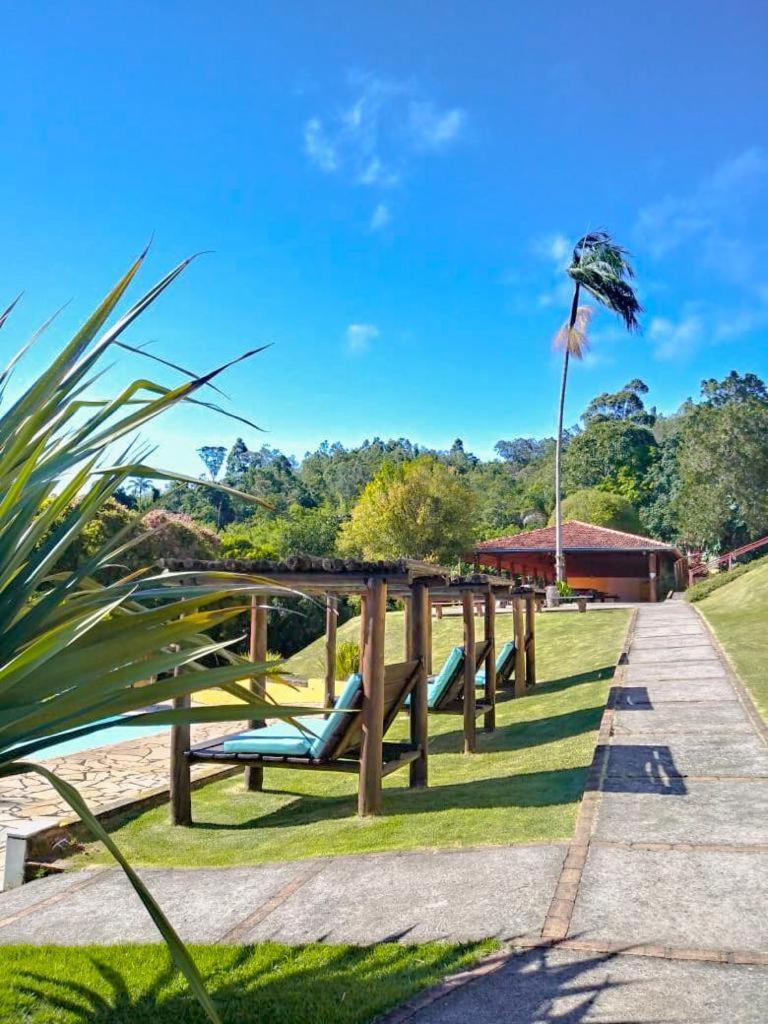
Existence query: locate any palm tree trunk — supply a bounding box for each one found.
[554,283,580,583]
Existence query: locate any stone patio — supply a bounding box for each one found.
[0,720,243,876]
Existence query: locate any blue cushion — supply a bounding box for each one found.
[427,646,465,708]
[475,641,516,687]
[221,715,324,756]
[309,672,363,758]
[221,674,363,758]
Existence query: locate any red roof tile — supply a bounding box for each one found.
[475,520,679,553]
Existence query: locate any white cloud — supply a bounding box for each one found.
[303,117,338,173]
[303,72,466,191]
[370,203,391,231]
[532,233,571,268]
[635,148,768,264]
[408,102,466,149]
[346,323,380,353]
[648,314,703,360]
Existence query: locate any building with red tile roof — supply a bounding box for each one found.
[472,521,684,602]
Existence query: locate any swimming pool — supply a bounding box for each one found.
[34,719,170,761]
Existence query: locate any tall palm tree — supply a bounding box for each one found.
[553,232,642,583]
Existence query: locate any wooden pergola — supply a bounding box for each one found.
[162,557,536,819]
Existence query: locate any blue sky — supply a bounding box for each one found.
[2,1,767,475]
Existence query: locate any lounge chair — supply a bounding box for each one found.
[408,641,492,716]
[187,660,422,777]
[475,640,516,689]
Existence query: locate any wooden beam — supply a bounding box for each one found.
[359,578,387,816]
[244,596,268,792]
[324,593,337,712]
[462,590,477,753]
[513,596,526,697]
[408,581,429,788]
[169,660,192,826]
[525,593,537,688]
[483,591,496,733]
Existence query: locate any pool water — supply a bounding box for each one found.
[34,720,169,761]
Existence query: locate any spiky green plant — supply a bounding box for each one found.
[0,250,311,1023]
[552,232,642,581]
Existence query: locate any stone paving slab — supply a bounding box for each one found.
[614,680,739,704]
[0,846,567,947]
[613,701,753,735]
[0,869,105,923]
[243,845,567,945]
[626,661,728,682]
[604,735,768,779]
[630,631,709,648]
[398,947,768,1023]
[570,845,768,952]
[0,864,308,945]
[630,644,720,663]
[632,623,709,638]
[594,779,768,846]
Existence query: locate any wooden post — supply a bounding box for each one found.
[169,659,192,826]
[483,590,496,733]
[525,593,536,688]
[426,596,433,674]
[359,593,368,662]
[513,596,526,697]
[359,578,387,816]
[244,596,268,792]
[324,593,337,711]
[402,595,412,661]
[648,552,658,603]
[462,590,477,754]
[408,581,429,788]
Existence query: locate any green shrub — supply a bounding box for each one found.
[686,554,768,602]
[336,639,360,677]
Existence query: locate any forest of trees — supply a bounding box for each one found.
[131,370,768,565]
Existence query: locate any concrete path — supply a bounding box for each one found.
[0,844,566,946]
[1,602,767,1023]
[390,601,768,1022]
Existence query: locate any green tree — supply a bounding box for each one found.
[552,232,642,581]
[196,444,226,481]
[563,420,656,504]
[549,487,641,533]
[675,399,768,549]
[639,431,684,542]
[582,378,655,426]
[700,370,768,408]
[338,456,477,563]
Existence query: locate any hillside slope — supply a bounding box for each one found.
[697,558,768,721]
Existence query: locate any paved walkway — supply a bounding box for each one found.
[389,600,768,1021]
[0,602,766,1022]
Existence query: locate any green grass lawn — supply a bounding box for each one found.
[697,557,768,721]
[0,940,495,1024]
[72,609,629,868]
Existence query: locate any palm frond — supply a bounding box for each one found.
[554,305,594,359]
[567,231,642,332]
